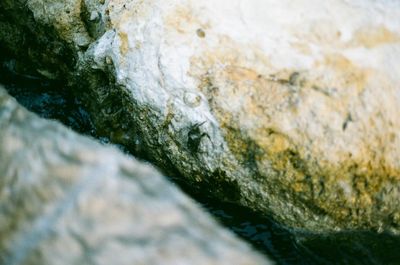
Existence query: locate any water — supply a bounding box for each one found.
[0,66,96,136]
[2,65,400,265]
[197,198,400,265]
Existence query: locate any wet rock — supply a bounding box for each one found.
[1,0,400,234]
[0,86,270,265]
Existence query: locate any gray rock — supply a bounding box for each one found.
[0,86,270,265]
[1,0,400,234]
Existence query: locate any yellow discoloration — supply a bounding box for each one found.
[165,6,194,34]
[320,54,370,93]
[350,26,400,48]
[256,129,291,155]
[291,41,312,55]
[292,23,399,52]
[94,0,400,232]
[165,5,210,35]
[108,0,149,28]
[191,41,307,190]
[118,31,129,55]
[189,30,400,228]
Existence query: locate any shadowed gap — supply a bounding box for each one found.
[1,60,400,265]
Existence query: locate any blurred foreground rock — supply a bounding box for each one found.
[1,0,400,234]
[0,86,270,265]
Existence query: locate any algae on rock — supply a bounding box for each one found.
[1,0,400,234]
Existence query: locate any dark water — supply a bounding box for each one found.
[198,199,400,265]
[0,63,96,136]
[2,64,400,265]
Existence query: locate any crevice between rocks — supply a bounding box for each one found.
[2,2,400,263]
[2,60,400,265]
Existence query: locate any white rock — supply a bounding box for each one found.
[2,0,400,233]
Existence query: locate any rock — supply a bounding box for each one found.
[1,0,400,234]
[0,86,270,265]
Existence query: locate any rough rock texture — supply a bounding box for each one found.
[0,86,270,265]
[1,0,400,234]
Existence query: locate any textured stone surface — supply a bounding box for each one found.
[1,0,400,234]
[0,86,269,265]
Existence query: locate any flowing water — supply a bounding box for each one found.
[1,64,400,265]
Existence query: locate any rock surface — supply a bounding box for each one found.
[1,0,400,234]
[0,86,270,265]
